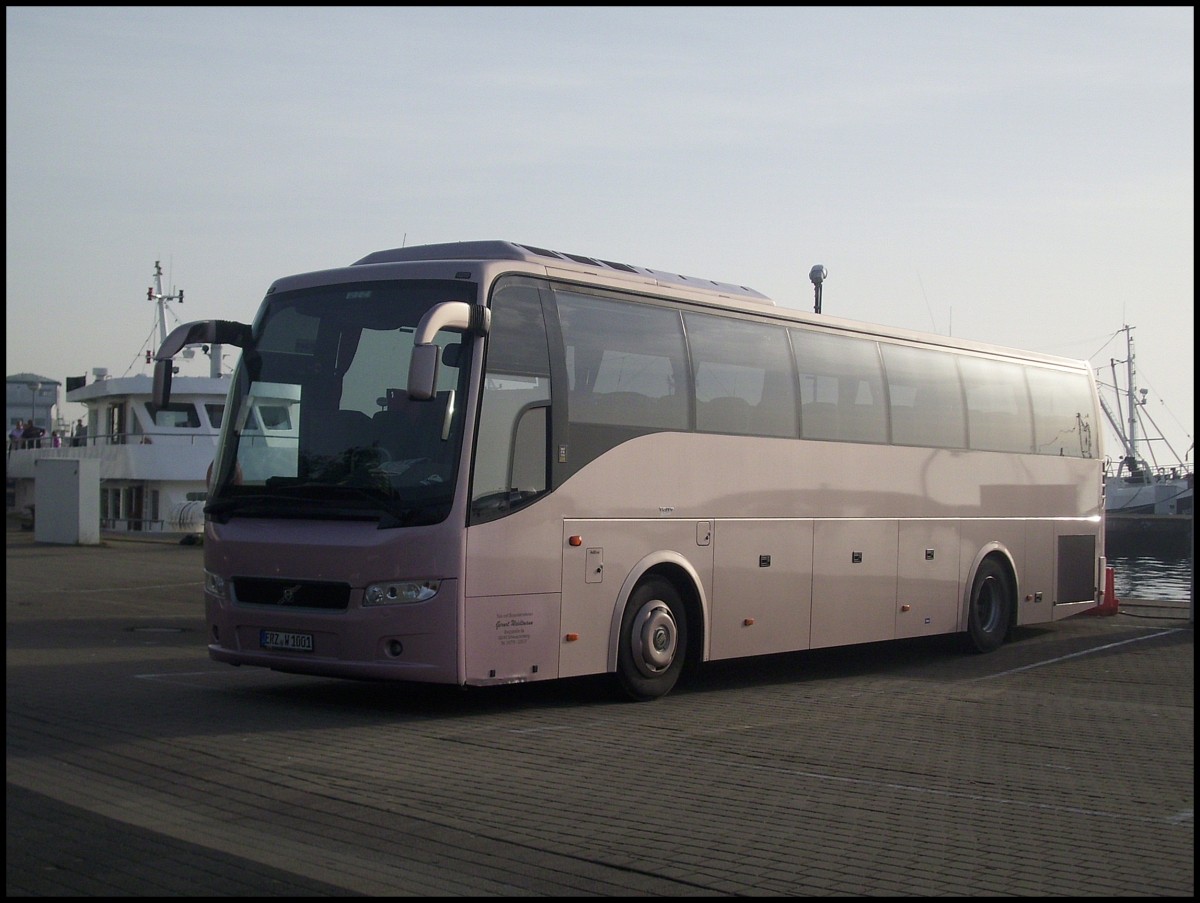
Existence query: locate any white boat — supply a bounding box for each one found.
[6,262,230,536]
[1097,324,1193,555]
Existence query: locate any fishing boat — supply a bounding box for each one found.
[6,262,230,536]
[1098,325,1193,556]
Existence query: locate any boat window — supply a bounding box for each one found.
[146,402,201,429]
[259,405,292,431]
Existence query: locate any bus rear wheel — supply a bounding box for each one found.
[615,576,687,701]
[966,558,1012,653]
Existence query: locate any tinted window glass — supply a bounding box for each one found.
[687,313,797,437]
[472,280,552,521]
[791,329,887,443]
[881,344,966,448]
[959,356,1034,453]
[557,291,688,430]
[1026,367,1096,458]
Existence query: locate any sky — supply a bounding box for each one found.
[6,6,1194,465]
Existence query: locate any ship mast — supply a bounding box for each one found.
[1123,324,1141,464]
[147,261,222,377]
[148,260,184,349]
[1103,323,1192,479]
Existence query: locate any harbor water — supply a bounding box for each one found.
[1108,552,1194,601]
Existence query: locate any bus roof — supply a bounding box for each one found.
[351,240,775,306]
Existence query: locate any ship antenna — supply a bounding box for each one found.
[147,259,185,348]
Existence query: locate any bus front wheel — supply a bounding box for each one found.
[615,576,687,701]
[966,558,1012,653]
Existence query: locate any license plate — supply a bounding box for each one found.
[260,630,313,652]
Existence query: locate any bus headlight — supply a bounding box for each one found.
[204,570,227,599]
[364,580,441,606]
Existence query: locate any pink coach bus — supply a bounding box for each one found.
[155,241,1104,700]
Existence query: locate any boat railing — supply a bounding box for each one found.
[1103,457,1194,486]
[100,517,168,532]
[8,428,219,452]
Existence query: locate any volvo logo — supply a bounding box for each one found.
[279,584,303,605]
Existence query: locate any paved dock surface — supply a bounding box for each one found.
[6,524,1194,896]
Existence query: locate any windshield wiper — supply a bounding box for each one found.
[206,472,450,527]
[205,493,311,522]
[376,497,452,529]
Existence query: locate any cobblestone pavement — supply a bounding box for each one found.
[6,525,1194,896]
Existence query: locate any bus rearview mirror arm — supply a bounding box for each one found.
[408,302,490,400]
[153,319,252,408]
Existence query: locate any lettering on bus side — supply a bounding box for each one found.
[495,612,534,647]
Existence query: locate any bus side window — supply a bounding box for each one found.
[510,404,548,493]
[687,312,797,438]
[960,356,1034,453]
[792,328,886,443]
[557,291,689,473]
[881,343,966,449]
[471,279,552,522]
[1026,367,1095,457]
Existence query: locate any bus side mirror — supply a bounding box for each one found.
[408,344,439,401]
[407,301,490,400]
[153,359,174,409]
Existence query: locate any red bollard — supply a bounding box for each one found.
[1085,565,1120,616]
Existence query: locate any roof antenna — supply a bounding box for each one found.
[809,265,827,314]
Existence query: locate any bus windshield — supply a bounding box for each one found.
[207,278,475,528]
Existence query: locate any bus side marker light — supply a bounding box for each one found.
[743,618,755,626]
[565,633,579,642]
[568,535,582,546]
[900,604,911,613]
